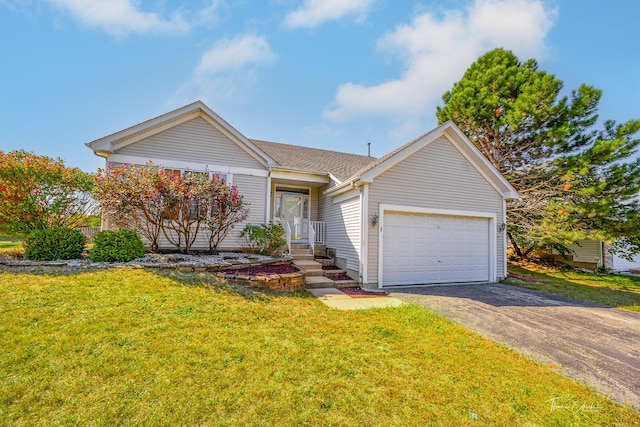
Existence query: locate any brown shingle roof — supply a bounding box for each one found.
[251,139,377,182]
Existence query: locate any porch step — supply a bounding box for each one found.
[305,276,336,289]
[290,244,314,261]
[291,243,312,254]
[293,259,324,277]
[323,269,347,277]
[333,279,359,287]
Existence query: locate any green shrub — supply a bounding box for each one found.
[90,229,146,262]
[238,223,286,256]
[24,227,86,261]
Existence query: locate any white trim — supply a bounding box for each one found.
[332,189,360,205]
[503,199,508,277]
[272,185,312,237]
[270,169,330,184]
[361,184,369,285]
[377,204,497,288]
[106,154,268,178]
[265,175,272,223]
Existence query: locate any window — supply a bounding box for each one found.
[159,168,228,220]
[274,195,282,218]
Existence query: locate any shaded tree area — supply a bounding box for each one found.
[437,48,640,259]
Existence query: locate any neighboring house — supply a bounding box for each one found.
[567,240,640,271]
[86,101,519,288]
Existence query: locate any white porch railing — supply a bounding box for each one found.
[310,221,325,244]
[283,220,292,255]
[308,223,316,257]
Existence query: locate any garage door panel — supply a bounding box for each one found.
[382,212,490,286]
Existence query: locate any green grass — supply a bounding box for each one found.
[0,240,22,255]
[508,263,640,312]
[1,269,637,426]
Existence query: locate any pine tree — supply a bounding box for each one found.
[437,48,640,259]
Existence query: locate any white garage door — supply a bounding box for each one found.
[382,212,490,286]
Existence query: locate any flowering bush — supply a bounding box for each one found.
[0,150,96,238]
[94,162,248,254]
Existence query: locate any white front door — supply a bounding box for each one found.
[281,194,308,241]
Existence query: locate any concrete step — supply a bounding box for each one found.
[322,269,347,277]
[290,247,312,254]
[305,269,325,277]
[315,258,334,267]
[305,276,336,289]
[293,259,322,271]
[290,244,311,250]
[291,254,315,261]
[334,279,358,287]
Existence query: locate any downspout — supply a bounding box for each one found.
[265,174,272,224]
[361,184,369,286]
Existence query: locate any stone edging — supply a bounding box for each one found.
[0,256,307,292]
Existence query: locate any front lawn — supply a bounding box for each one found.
[0,240,22,256]
[508,263,640,312]
[1,268,637,425]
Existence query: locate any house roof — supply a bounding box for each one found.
[251,139,377,182]
[84,101,518,199]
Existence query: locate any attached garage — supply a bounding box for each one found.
[379,206,496,287]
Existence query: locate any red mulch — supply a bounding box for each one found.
[339,287,389,298]
[225,264,297,276]
[322,265,341,270]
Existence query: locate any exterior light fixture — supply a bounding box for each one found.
[370,213,379,227]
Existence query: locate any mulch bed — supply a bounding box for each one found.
[225,264,298,276]
[322,265,341,270]
[339,287,390,298]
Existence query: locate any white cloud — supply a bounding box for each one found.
[324,0,556,139]
[284,0,375,29]
[173,35,276,104]
[47,0,222,36]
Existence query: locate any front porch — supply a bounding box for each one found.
[269,170,328,257]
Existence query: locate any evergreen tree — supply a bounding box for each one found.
[437,48,640,259]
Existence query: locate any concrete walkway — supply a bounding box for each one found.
[390,283,640,409]
[308,287,404,310]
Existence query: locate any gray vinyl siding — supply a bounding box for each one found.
[118,117,265,169]
[319,185,361,277]
[367,136,505,285]
[225,175,268,247]
[566,240,601,263]
[103,172,266,251]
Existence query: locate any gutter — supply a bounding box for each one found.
[324,178,363,196]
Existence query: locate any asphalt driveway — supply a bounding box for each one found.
[390,283,640,409]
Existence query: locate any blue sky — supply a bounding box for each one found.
[1,0,639,172]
